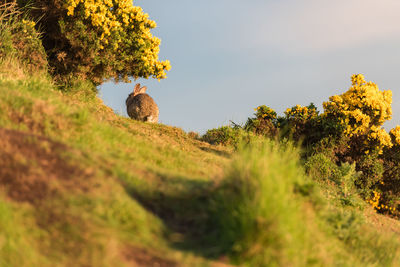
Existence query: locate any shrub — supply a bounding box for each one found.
[187,131,200,140]
[305,135,350,164]
[305,151,361,206]
[239,74,399,217]
[377,126,400,208]
[323,74,393,156]
[325,209,363,244]
[379,163,400,213]
[254,105,277,121]
[336,162,361,203]
[244,105,277,137]
[0,2,47,72]
[306,145,384,203]
[201,125,252,148]
[17,0,171,85]
[305,153,341,184]
[355,152,384,196]
[389,126,400,149]
[280,103,319,143]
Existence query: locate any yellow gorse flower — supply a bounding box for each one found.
[65,0,170,80]
[367,190,396,214]
[254,105,277,120]
[368,190,381,210]
[323,74,393,153]
[285,105,318,121]
[390,126,400,146]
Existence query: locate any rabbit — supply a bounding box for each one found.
[126,83,159,123]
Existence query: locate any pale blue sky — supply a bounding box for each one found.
[99,0,400,133]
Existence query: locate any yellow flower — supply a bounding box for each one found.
[324,74,393,151]
[67,6,75,16]
[390,126,400,145]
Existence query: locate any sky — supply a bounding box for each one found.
[99,0,400,133]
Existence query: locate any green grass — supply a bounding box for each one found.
[0,58,230,266]
[205,141,316,266]
[0,199,49,266]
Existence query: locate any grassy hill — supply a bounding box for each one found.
[0,58,233,266]
[2,58,400,267]
[2,8,400,267]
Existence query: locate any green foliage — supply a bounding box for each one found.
[323,207,399,265]
[337,163,360,198]
[379,142,400,208]
[206,141,315,266]
[305,136,349,163]
[244,105,278,137]
[0,2,47,73]
[356,153,384,196]
[283,103,320,143]
[305,153,341,184]
[325,209,363,244]
[202,125,253,148]
[305,151,369,207]
[17,0,170,85]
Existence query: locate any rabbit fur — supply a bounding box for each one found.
[126,83,159,123]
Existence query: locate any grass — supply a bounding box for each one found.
[0,57,231,266]
[0,199,49,266]
[205,141,316,266]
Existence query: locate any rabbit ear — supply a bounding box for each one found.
[134,83,141,94]
[139,86,147,94]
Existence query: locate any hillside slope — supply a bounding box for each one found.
[0,60,233,266]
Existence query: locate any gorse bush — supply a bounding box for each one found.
[0,2,47,73]
[320,74,398,211]
[304,153,341,184]
[201,125,253,148]
[245,105,277,135]
[377,127,400,210]
[323,74,393,156]
[284,103,318,124]
[355,152,384,196]
[390,126,400,146]
[244,105,277,137]
[17,0,170,85]
[323,74,392,136]
[281,103,319,142]
[206,74,400,215]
